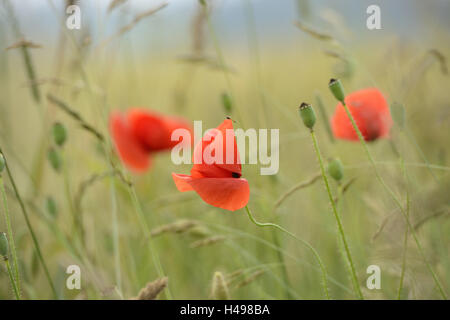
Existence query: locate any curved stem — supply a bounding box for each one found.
[4,258,20,300]
[341,102,447,299]
[245,205,330,299]
[0,176,21,297]
[309,130,363,299]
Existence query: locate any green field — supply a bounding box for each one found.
[0,0,448,300]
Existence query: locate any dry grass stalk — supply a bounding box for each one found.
[294,20,335,42]
[150,220,198,237]
[273,173,321,210]
[211,272,230,300]
[100,2,168,48]
[5,39,42,50]
[190,235,226,248]
[234,270,265,289]
[108,0,128,13]
[131,277,168,300]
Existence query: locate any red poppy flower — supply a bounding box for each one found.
[331,88,392,142]
[110,108,192,172]
[172,119,250,211]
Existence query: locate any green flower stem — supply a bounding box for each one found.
[0,148,57,299]
[129,186,172,300]
[245,205,330,299]
[340,102,447,299]
[309,130,363,299]
[4,258,20,300]
[0,175,21,297]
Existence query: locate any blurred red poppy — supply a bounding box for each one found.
[331,88,392,142]
[110,108,192,172]
[172,119,250,211]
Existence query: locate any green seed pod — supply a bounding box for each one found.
[328,78,346,102]
[45,196,58,218]
[299,102,316,129]
[47,147,62,172]
[390,102,406,129]
[0,232,8,258]
[52,122,67,147]
[328,158,344,182]
[0,153,5,173]
[211,272,230,300]
[221,92,233,113]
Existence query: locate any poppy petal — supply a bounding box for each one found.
[188,177,250,211]
[331,88,392,142]
[191,119,242,178]
[110,112,151,172]
[172,173,195,192]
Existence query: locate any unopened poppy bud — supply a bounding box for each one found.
[390,102,405,129]
[299,102,316,129]
[52,122,67,147]
[0,153,5,173]
[221,92,233,113]
[0,232,8,258]
[328,158,344,182]
[47,147,62,172]
[46,196,58,218]
[328,78,346,102]
[211,271,230,300]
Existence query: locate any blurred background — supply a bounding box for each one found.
[0,0,448,299]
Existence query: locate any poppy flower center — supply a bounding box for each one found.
[231,172,241,178]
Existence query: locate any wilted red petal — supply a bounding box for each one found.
[191,119,241,178]
[127,108,192,152]
[331,88,392,142]
[110,112,151,172]
[172,173,249,211]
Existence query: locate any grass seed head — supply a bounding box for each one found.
[211,272,230,300]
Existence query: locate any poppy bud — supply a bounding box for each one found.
[221,92,233,113]
[52,122,67,147]
[328,158,344,182]
[390,102,406,129]
[211,271,230,300]
[0,153,5,173]
[0,232,8,258]
[47,147,62,172]
[299,102,316,129]
[328,78,346,102]
[46,196,58,218]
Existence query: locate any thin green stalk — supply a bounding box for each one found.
[202,3,244,124]
[0,148,57,298]
[0,175,21,296]
[4,258,20,299]
[245,205,330,299]
[309,130,363,299]
[397,151,410,299]
[340,102,447,299]
[270,222,293,299]
[129,186,172,300]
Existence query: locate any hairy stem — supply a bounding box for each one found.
[341,102,447,299]
[245,205,330,299]
[309,130,363,299]
[0,175,21,297]
[0,148,57,298]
